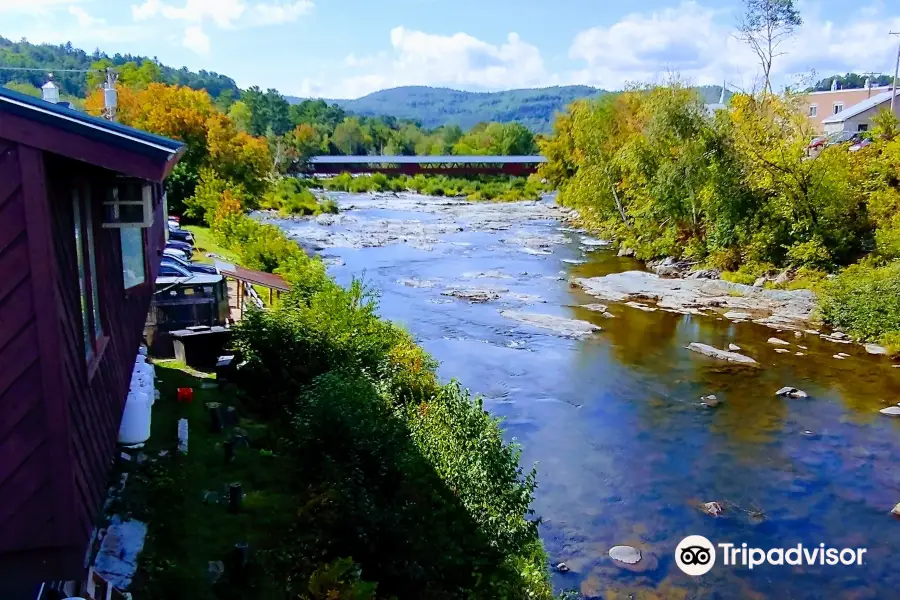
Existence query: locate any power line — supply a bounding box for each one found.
[0,66,103,73]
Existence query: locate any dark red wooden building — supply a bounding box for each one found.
[0,86,183,591]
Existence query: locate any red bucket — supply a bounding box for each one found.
[177,387,194,403]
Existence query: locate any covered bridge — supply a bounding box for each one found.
[307,154,547,176]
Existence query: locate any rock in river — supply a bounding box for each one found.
[702,501,725,516]
[768,337,791,346]
[687,343,758,364]
[776,387,809,399]
[500,311,601,338]
[700,394,720,408]
[728,343,741,351]
[442,288,505,303]
[609,545,642,565]
[865,344,889,356]
[724,311,752,321]
[625,301,657,312]
[880,407,900,417]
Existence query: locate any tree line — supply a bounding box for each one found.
[540,82,900,346]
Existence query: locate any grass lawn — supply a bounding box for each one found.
[183,225,240,265]
[123,361,296,599]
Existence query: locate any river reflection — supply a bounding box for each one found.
[266,193,900,599]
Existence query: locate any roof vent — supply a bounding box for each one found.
[41,75,60,104]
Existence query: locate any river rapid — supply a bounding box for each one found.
[264,192,900,599]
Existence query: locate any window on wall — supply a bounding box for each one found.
[121,228,146,289]
[808,104,818,117]
[73,185,104,359]
[833,103,844,115]
[858,124,869,132]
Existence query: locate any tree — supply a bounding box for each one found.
[228,100,253,133]
[332,117,368,155]
[736,0,802,94]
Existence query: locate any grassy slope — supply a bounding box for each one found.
[125,362,296,599]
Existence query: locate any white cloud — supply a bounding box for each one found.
[68,5,104,27]
[130,0,314,53]
[567,1,900,91]
[0,0,78,14]
[300,27,553,98]
[183,25,211,54]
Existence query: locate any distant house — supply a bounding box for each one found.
[799,84,895,133]
[820,89,900,134]
[0,86,183,593]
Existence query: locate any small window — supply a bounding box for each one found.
[833,103,844,115]
[73,185,103,359]
[121,228,146,289]
[858,124,869,132]
[808,104,818,117]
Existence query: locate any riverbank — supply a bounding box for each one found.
[264,191,900,599]
[144,217,555,598]
[317,172,549,201]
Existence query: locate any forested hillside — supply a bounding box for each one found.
[0,36,237,99]
[313,85,608,132]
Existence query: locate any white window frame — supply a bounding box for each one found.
[808,104,818,117]
[833,103,844,115]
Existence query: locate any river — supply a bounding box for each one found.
[264,192,900,599]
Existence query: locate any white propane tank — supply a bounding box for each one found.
[118,390,152,446]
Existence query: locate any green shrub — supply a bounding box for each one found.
[819,261,900,343]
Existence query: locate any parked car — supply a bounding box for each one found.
[824,131,859,148]
[165,239,193,259]
[161,255,218,274]
[168,227,194,244]
[163,246,188,261]
[807,136,828,151]
[158,261,193,278]
[849,138,873,152]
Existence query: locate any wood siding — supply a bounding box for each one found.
[0,144,166,584]
[0,141,63,580]
[45,156,166,567]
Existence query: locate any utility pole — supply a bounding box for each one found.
[103,67,118,121]
[891,32,900,113]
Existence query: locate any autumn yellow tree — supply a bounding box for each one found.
[86,82,270,216]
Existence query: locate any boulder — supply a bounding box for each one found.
[892,503,900,517]
[831,331,849,340]
[617,247,636,257]
[555,562,570,573]
[580,303,608,313]
[500,311,601,338]
[795,352,805,356]
[776,387,809,399]
[865,344,889,356]
[768,337,791,346]
[700,394,720,408]
[774,269,793,286]
[774,348,790,354]
[702,501,724,516]
[687,343,758,364]
[728,343,741,351]
[625,301,657,312]
[688,268,720,280]
[609,545,642,565]
[794,331,803,338]
[753,276,767,288]
[838,352,850,358]
[833,355,847,360]
[880,407,900,417]
[724,311,752,321]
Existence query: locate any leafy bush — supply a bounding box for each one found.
[264,177,339,216]
[819,261,900,343]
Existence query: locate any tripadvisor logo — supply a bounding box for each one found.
[675,536,868,576]
[675,535,716,576]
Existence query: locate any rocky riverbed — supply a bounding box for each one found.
[267,192,900,600]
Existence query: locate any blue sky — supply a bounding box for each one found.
[2,0,899,98]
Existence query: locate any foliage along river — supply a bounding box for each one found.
[264,192,900,599]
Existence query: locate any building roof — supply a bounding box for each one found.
[804,85,892,96]
[821,89,899,124]
[0,86,184,181]
[214,260,291,292]
[309,155,547,165]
